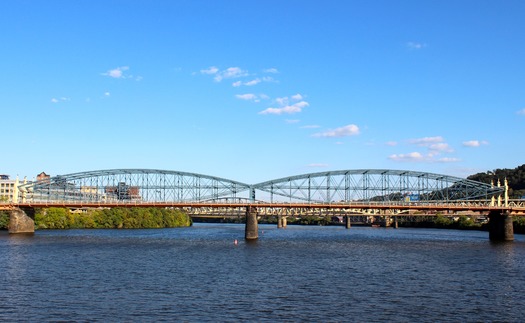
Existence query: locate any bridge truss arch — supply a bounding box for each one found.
[253,169,503,203]
[16,168,503,205]
[18,169,251,203]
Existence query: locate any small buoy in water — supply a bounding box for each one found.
[234,239,238,245]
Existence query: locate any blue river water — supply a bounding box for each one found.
[1,224,524,322]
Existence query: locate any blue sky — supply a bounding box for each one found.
[1,0,524,183]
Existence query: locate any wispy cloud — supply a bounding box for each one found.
[409,136,444,146]
[462,140,489,147]
[235,93,258,101]
[232,76,276,87]
[389,152,425,162]
[307,163,329,168]
[385,141,398,146]
[390,135,459,163]
[259,101,309,115]
[517,108,525,115]
[437,157,461,163]
[102,66,141,80]
[312,124,360,138]
[51,97,70,103]
[214,67,248,82]
[263,68,279,74]
[259,94,309,115]
[200,66,219,75]
[407,41,427,50]
[102,66,129,78]
[199,66,248,82]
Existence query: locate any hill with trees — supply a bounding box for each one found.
[467,164,525,199]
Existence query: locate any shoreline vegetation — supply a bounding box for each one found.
[195,214,525,235]
[0,209,524,234]
[0,207,192,230]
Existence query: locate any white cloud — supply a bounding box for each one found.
[312,124,360,138]
[407,42,427,50]
[385,141,398,146]
[389,152,425,162]
[308,163,329,168]
[437,157,461,163]
[233,77,276,87]
[103,66,129,78]
[200,66,219,75]
[51,97,70,103]
[235,93,258,101]
[263,68,279,73]
[104,91,110,97]
[286,119,300,124]
[259,101,309,115]
[429,143,453,153]
[214,67,247,82]
[517,108,525,115]
[262,76,276,83]
[244,78,261,86]
[462,140,489,147]
[291,93,303,101]
[275,96,289,106]
[409,136,444,146]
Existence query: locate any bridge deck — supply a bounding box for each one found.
[2,201,524,215]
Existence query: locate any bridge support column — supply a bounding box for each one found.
[394,216,399,229]
[345,215,351,229]
[278,214,283,228]
[9,207,35,234]
[488,211,513,242]
[245,206,258,240]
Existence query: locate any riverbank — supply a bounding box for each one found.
[0,207,192,230]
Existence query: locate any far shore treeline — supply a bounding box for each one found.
[1,207,192,230]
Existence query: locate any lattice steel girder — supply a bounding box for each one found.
[18,169,251,203]
[17,168,504,203]
[253,169,503,202]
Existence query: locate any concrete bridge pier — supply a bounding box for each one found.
[345,215,351,229]
[9,207,35,234]
[277,215,287,229]
[245,206,258,240]
[488,211,514,241]
[394,216,399,229]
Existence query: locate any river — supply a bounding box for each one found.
[1,224,524,322]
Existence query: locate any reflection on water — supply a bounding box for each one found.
[1,224,524,322]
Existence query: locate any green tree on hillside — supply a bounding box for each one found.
[468,164,525,199]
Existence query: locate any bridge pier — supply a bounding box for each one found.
[245,206,258,240]
[277,214,287,229]
[9,207,35,234]
[345,215,351,229]
[488,211,514,242]
[394,216,399,229]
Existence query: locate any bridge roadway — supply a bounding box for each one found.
[3,200,525,213]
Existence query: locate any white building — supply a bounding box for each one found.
[0,175,26,203]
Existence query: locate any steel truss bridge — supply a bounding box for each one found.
[6,168,524,215]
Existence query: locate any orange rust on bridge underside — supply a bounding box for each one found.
[3,201,524,215]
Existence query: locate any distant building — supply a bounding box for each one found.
[37,172,50,183]
[0,174,26,203]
